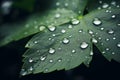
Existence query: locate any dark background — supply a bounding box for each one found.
[0,0,120,80]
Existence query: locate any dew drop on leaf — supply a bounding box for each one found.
[48,25,56,32]
[93,18,102,26]
[92,38,98,44]
[20,69,27,76]
[107,29,114,34]
[49,48,55,54]
[29,66,33,71]
[90,51,94,56]
[29,58,33,63]
[71,19,80,25]
[55,13,61,18]
[111,15,116,18]
[61,29,66,33]
[72,49,76,53]
[117,43,120,48]
[40,56,46,61]
[62,38,70,44]
[80,42,89,49]
[49,59,53,63]
[56,2,60,6]
[39,26,46,31]
[68,25,73,28]
[58,59,62,62]
[102,3,109,8]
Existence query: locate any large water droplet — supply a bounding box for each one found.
[62,38,70,44]
[80,42,89,49]
[48,25,56,32]
[49,48,55,54]
[93,18,102,26]
[71,19,80,25]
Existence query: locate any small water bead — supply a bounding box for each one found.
[61,29,66,33]
[25,24,30,28]
[88,30,94,35]
[52,34,56,37]
[65,3,68,7]
[80,42,89,49]
[102,3,109,8]
[90,51,94,56]
[68,25,73,28]
[106,38,110,41]
[49,48,55,54]
[113,37,116,40]
[102,51,106,54]
[34,41,38,44]
[106,48,110,51]
[71,19,80,25]
[111,15,116,18]
[39,26,46,31]
[117,23,120,27]
[117,43,120,48]
[99,0,102,4]
[79,29,83,33]
[58,59,62,62]
[56,2,60,6]
[72,50,76,53]
[98,37,102,40]
[111,1,116,6]
[29,58,33,63]
[62,38,70,44]
[20,69,27,76]
[40,56,46,61]
[117,5,120,8]
[93,18,102,26]
[29,66,33,71]
[48,25,56,32]
[100,27,104,31]
[49,59,53,63]
[55,13,61,18]
[98,7,101,10]
[92,38,98,44]
[107,30,114,34]
[112,52,115,55]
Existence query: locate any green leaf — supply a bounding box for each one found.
[0,9,77,46]
[21,0,120,76]
[84,7,120,62]
[21,21,93,75]
[0,0,87,46]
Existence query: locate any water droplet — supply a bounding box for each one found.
[55,13,61,18]
[90,51,94,56]
[71,19,80,25]
[112,52,115,54]
[102,3,109,8]
[68,25,73,28]
[62,38,70,44]
[56,2,60,6]
[117,43,120,48]
[34,41,38,44]
[88,30,94,35]
[29,66,33,71]
[113,37,116,40]
[65,3,68,7]
[40,56,46,61]
[106,48,109,51]
[20,69,27,76]
[117,23,120,27]
[61,29,66,33]
[93,18,102,26]
[92,38,98,43]
[111,1,116,6]
[52,34,56,37]
[49,48,55,54]
[58,59,62,62]
[102,51,106,54]
[48,25,56,32]
[100,27,104,30]
[106,38,110,41]
[49,59,53,63]
[39,26,46,31]
[107,29,114,34]
[72,50,76,53]
[29,58,33,63]
[80,42,89,49]
[111,15,116,18]
[79,29,83,33]
[99,1,102,4]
